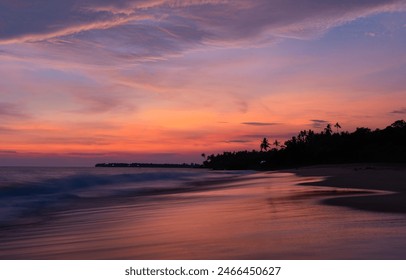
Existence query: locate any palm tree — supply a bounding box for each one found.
[260,138,270,152]
[324,123,332,135]
[334,122,341,133]
[273,139,280,148]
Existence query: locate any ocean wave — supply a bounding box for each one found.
[0,170,198,226]
[0,168,248,227]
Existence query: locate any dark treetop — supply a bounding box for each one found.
[203,120,406,170]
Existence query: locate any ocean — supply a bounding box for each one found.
[1,166,406,259]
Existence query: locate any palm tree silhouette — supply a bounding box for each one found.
[260,138,270,152]
[324,123,332,135]
[273,139,280,148]
[334,122,341,133]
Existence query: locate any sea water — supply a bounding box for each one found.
[1,166,406,259]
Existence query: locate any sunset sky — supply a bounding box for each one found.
[1,0,406,166]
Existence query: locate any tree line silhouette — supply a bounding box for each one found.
[203,120,406,170]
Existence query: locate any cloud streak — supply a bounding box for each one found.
[1,0,405,65]
[0,102,28,119]
[0,0,145,44]
[310,119,329,128]
[390,107,406,114]
[242,122,280,126]
[223,139,252,143]
[70,91,136,114]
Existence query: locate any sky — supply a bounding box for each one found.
[1,0,406,166]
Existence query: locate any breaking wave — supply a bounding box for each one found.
[0,167,250,227]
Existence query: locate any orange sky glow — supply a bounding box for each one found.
[1,0,406,165]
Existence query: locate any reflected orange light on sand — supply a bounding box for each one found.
[2,171,403,259]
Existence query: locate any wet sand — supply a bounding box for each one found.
[2,166,406,259]
[292,163,406,213]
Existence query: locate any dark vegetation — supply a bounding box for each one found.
[203,120,406,170]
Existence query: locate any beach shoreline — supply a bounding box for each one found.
[288,163,406,213]
[2,165,406,259]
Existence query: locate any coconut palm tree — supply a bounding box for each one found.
[324,123,332,135]
[260,138,270,152]
[334,122,341,133]
[273,139,280,148]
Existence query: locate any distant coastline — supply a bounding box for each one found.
[96,120,406,171]
[95,162,203,168]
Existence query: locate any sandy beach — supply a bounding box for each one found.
[2,166,406,259]
[292,163,406,213]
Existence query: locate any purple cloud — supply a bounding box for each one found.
[1,0,405,65]
[70,91,135,114]
[224,139,252,143]
[0,102,28,119]
[390,107,406,114]
[310,119,329,128]
[242,122,280,126]
[0,150,17,154]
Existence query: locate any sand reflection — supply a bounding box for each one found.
[1,171,406,259]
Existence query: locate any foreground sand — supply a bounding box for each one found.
[291,163,406,213]
[2,166,406,259]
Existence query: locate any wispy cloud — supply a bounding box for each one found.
[365,32,377,37]
[241,132,297,139]
[0,102,28,119]
[0,0,145,44]
[310,119,329,128]
[390,107,406,114]
[223,139,252,143]
[0,150,17,154]
[71,91,135,114]
[32,136,112,146]
[1,0,405,65]
[242,122,280,126]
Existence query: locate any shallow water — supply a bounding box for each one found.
[1,167,406,259]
